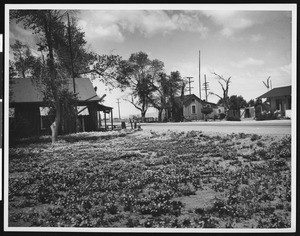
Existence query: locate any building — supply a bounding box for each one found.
[9,77,113,138]
[257,85,291,117]
[173,94,224,121]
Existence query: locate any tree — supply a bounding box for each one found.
[247,99,255,107]
[228,95,247,110]
[11,10,71,142]
[11,10,124,141]
[10,40,37,78]
[168,71,185,122]
[147,70,185,122]
[119,51,164,122]
[147,72,169,122]
[209,72,231,116]
[201,106,213,121]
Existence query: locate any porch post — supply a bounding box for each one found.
[111,109,114,130]
[104,112,107,131]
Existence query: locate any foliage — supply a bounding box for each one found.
[119,51,165,122]
[256,110,281,121]
[228,95,247,110]
[201,106,213,116]
[9,131,291,228]
[10,10,125,141]
[219,113,226,120]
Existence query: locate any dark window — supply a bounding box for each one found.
[276,99,281,110]
[192,105,196,114]
[287,96,291,109]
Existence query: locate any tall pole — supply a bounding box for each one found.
[203,74,210,102]
[116,99,121,119]
[199,50,201,100]
[186,77,194,95]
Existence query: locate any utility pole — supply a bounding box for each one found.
[116,99,121,119]
[185,77,194,95]
[199,50,201,99]
[202,74,210,102]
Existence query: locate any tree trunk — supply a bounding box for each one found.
[45,11,61,143]
[141,110,146,123]
[158,109,163,122]
[51,100,61,143]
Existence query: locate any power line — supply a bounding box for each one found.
[185,77,194,95]
[202,74,210,102]
[199,50,201,99]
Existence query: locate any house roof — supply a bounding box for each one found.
[257,86,291,99]
[10,77,101,104]
[175,94,219,108]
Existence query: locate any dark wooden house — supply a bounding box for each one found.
[9,77,113,138]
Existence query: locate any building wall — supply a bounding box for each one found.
[183,101,204,120]
[270,96,291,115]
[11,104,41,138]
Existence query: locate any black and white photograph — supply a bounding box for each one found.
[4,4,296,233]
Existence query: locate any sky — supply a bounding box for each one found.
[8,4,295,118]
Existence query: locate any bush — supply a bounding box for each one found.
[219,113,226,120]
[256,110,281,121]
[226,116,241,121]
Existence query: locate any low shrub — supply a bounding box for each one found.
[219,113,226,120]
[226,116,241,121]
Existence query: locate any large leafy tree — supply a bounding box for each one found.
[147,72,170,122]
[168,71,185,122]
[11,10,125,141]
[119,51,164,122]
[228,95,247,110]
[11,10,70,142]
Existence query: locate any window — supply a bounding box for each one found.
[192,105,196,114]
[276,99,282,110]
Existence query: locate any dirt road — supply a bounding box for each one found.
[140,119,292,136]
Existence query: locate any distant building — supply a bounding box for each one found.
[9,77,113,138]
[240,106,255,119]
[257,85,291,117]
[172,94,224,121]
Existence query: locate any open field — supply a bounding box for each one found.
[8,129,291,229]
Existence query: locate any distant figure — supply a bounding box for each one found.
[129,118,133,129]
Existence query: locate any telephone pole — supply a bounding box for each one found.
[202,74,210,102]
[185,77,194,95]
[199,50,201,99]
[116,99,121,119]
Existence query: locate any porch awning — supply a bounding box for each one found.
[97,104,113,113]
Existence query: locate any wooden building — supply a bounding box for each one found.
[9,77,113,138]
[257,85,291,117]
[172,94,224,121]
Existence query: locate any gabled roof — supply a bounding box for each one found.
[174,94,202,105]
[257,85,291,99]
[10,77,101,104]
[174,94,219,108]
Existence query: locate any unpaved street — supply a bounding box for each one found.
[140,120,292,136]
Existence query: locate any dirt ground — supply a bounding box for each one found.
[8,128,292,230]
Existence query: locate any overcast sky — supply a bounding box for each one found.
[8,5,295,118]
